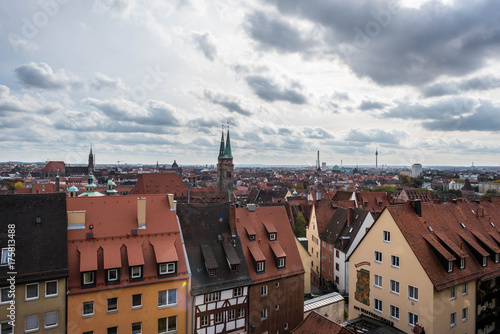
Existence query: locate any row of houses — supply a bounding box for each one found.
[0,193,305,333]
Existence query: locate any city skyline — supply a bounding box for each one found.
[1,0,500,166]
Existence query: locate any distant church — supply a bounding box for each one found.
[217,126,234,199]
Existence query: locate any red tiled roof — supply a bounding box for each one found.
[150,237,178,263]
[127,241,145,266]
[292,311,354,334]
[270,242,286,258]
[102,244,122,269]
[78,243,98,272]
[248,243,266,262]
[43,161,65,173]
[130,172,188,197]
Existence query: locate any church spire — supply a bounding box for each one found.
[218,125,225,159]
[223,123,233,159]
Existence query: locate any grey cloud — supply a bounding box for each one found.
[345,128,407,144]
[15,62,84,90]
[245,75,307,104]
[382,97,477,120]
[262,0,500,86]
[359,99,387,111]
[91,73,125,91]
[193,31,217,61]
[244,11,316,53]
[422,75,500,97]
[333,91,350,101]
[203,90,251,116]
[422,100,500,131]
[303,127,333,139]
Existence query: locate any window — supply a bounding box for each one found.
[234,287,243,297]
[107,297,118,313]
[275,282,280,288]
[44,311,57,329]
[408,312,419,327]
[208,268,217,276]
[215,312,222,323]
[284,323,289,330]
[335,276,339,284]
[329,269,332,276]
[460,257,466,270]
[83,301,94,316]
[257,262,265,272]
[158,316,177,333]
[131,266,142,279]
[269,233,276,241]
[450,286,456,300]
[200,315,208,327]
[83,271,95,285]
[390,305,399,320]
[1,322,13,334]
[383,230,390,243]
[322,265,325,272]
[329,257,332,264]
[107,269,119,282]
[132,322,142,334]
[483,256,488,267]
[374,298,382,313]
[462,283,468,296]
[390,280,400,294]
[323,241,326,247]
[374,251,382,263]
[132,294,142,308]
[25,315,38,333]
[374,274,382,288]
[158,289,177,307]
[1,248,12,265]
[249,234,255,241]
[83,332,94,334]
[461,307,468,322]
[275,304,280,311]
[107,327,118,334]
[448,261,453,273]
[496,253,500,263]
[329,245,332,251]
[261,285,268,296]
[450,312,456,327]
[408,285,419,301]
[0,287,12,304]
[229,309,236,320]
[322,253,326,259]
[336,250,340,258]
[238,308,245,318]
[25,283,39,300]
[335,263,339,271]
[391,255,400,268]
[205,292,219,303]
[278,258,285,268]
[159,262,176,275]
[45,280,58,297]
[260,308,268,320]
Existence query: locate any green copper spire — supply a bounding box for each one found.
[223,126,233,159]
[218,128,225,159]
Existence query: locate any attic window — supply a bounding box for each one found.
[496,254,499,264]
[483,256,488,267]
[256,261,265,272]
[249,234,255,241]
[447,261,453,273]
[269,233,276,241]
[460,258,466,270]
[231,264,239,272]
[35,217,42,224]
[208,269,217,276]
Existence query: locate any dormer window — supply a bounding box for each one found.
[483,256,488,267]
[495,254,500,264]
[256,261,265,273]
[269,233,276,241]
[130,266,142,281]
[448,261,453,273]
[277,258,285,268]
[249,234,256,241]
[106,269,120,286]
[82,271,95,288]
[159,262,176,275]
[231,264,239,272]
[460,258,466,270]
[208,269,217,276]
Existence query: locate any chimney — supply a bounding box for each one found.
[167,193,176,211]
[229,204,237,237]
[411,200,422,217]
[247,204,256,212]
[452,199,458,205]
[137,197,146,229]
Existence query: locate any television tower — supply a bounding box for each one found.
[375,147,378,169]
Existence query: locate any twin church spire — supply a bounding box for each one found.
[218,125,233,159]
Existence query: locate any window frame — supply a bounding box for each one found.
[391,255,400,268]
[228,309,236,320]
[158,289,177,308]
[269,233,276,241]
[82,271,95,285]
[234,287,243,297]
[25,283,39,301]
[408,285,419,302]
[0,321,13,334]
[82,301,94,317]
[374,251,382,263]
[374,274,382,289]
[460,257,466,270]
[383,230,391,243]
[261,285,268,297]
[107,297,118,313]
[450,312,457,327]
[408,312,419,327]
[260,308,268,320]
[200,315,209,327]
[25,315,39,333]
[0,248,12,266]
[462,307,468,322]
[204,291,219,303]
[390,279,400,295]
[462,282,468,296]
[44,311,58,329]
[158,315,177,333]
[256,261,265,272]
[215,312,223,323]
[277,257,285,268]
[390,305,399,321]
[45,280,58,298]
[159,262,176,275]
[238,308,245,318]
[132,321,142,334]
[450,286,456,300]
[131,266,142,279]
[0,287,12,304]
[374,298,382,313]
[132,293,142,309]
[107,269,119,282]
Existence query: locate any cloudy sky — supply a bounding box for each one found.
[1,0,500,167]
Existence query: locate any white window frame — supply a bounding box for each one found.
[45,280,58,297]
[408,285,419,302]
[238,308,245,318]
[374,251,382,263]
[462,283,468,296]
[460,257,465,269]
[450,312,456,327]
[158,315,177,333]
[450,286,456,300]
[0,287,12,304]
[383,230,391,243]
[278,258,285,268]
[132,293,142,309]
[269,233,276,241]
[215,312,222,323]
[260,308,268,320]
[390,305,399,321]
[44,311,58,329]
[200,315,209,327]
[483,256,488,267]
[408,312,419,327]
[391,255,400,268]
[107,297,118,313]
[25,283,39,301]
[159,262,176,275]
[390,279,400,295]
[496,253,500,264]
[132,321,142,334]
[462,307,468,322]
[204,292,219,303]
[158,289,177,308]
[234,287,243,297]
[374,298,382,313]
[107,269,118,281]
[1,248,12,266]
[448,261,453,273]
[229,309,236,320]
[257,261,265,272]
[131,266,142,278]
[261,285,268,297]
[25,315,39,333]
[82,301,94,317]
[83,271,94,285]
[374,274,382,289]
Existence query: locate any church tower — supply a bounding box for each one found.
[217,125,234,200]
[88,145,95,173]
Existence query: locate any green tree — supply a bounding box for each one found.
[371,185,398,194]
[294,211,307,238]
[303,180,309,189]
[485,189,498,196]
[14,181,25,190]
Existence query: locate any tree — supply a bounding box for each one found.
[485,189,498,196]
[294,211,307,238]
[303,180,309,189]
[14,181,25,190]
[371,185,398,194]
